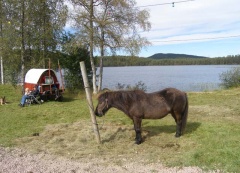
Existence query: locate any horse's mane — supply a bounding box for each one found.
[100,90,147,104]
[117,90,146,102]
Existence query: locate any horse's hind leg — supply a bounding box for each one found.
[133,117,142,144]
[171,111,182,137]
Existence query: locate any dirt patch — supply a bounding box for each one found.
[0,147,209,173]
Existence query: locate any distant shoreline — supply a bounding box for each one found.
[96,55,240,67]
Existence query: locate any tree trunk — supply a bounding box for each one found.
[20,0,26,86]
[90,0,97,94]
[97,29,105,92]
[98,56,103,92]
[42,0,46,68]
[0,0,3,84]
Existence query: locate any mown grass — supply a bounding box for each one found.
[0,84,240,172]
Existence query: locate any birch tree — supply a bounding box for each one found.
[0,0,3,84]
[69,0,151,93]
[0,0,67,85]
[94,0,151,91]
[69,0,98,94]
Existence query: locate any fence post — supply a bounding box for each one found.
[80,61,101,144]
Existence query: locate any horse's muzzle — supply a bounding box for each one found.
[97,114,103,117]
[94,107,104,117]
[95,112,104,117]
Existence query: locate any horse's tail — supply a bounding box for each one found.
[181,93,188,134]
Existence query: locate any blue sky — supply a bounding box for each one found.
[136,0,240,58]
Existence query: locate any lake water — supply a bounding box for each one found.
[98,65,240,92]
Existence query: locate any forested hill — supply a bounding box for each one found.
[99,54,240,67]
[148,53,208,59]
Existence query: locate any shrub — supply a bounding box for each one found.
[219,67,240,88]
[115,81,147,91]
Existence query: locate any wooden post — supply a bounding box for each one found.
[80,61,101,144]
[0,56,3,84]
[58,60,64,91]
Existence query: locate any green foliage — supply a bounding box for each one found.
[149,53,207,59]
[0,0,67,84]
[70,0,151,56]
[59,33,92,91]
[115,81,147,91]
[99,55,240,66]
[219,67,240,88]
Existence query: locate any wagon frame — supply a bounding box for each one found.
[24,68,64,101]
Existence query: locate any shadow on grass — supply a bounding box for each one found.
[101,122,201,144]
[101,127,128,144]
[59,97,75,102]
[143,122,201,139]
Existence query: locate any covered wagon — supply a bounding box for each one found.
[24,68,63,101]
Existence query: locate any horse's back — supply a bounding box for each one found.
[152,87,183,97]
[163,88,187,110]
[156,87,185,95]
[133,88,184,118]
[152,88,187,109]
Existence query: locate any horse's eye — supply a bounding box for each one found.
[100,97,105,102]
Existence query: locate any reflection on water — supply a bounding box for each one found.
[98,65,239,92]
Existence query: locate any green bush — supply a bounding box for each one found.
[115,81,147,91]
[219,67,240,88]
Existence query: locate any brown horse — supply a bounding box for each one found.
[95,88,188,144]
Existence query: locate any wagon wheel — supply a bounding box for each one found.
[56,95,63,102]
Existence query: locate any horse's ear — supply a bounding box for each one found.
[104,91,108,98]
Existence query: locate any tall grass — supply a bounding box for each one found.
[0,84,240,172]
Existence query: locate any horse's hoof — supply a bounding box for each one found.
[135,141,141,145]
[175,134,181,138]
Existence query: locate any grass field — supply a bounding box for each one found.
[0,85,239,172]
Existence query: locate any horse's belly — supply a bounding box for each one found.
[144,108,170,119]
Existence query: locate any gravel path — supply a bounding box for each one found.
[0,147,219,173]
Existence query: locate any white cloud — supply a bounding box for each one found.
[64,0,240,57]
[137,0,240,46]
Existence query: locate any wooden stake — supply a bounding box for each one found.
[58,60,65,91]
[80,61,101,144]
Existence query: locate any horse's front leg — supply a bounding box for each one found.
[133,116,142,145]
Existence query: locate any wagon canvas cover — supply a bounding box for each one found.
[25,69,58,84]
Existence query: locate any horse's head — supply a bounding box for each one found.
[95,92,110,117]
